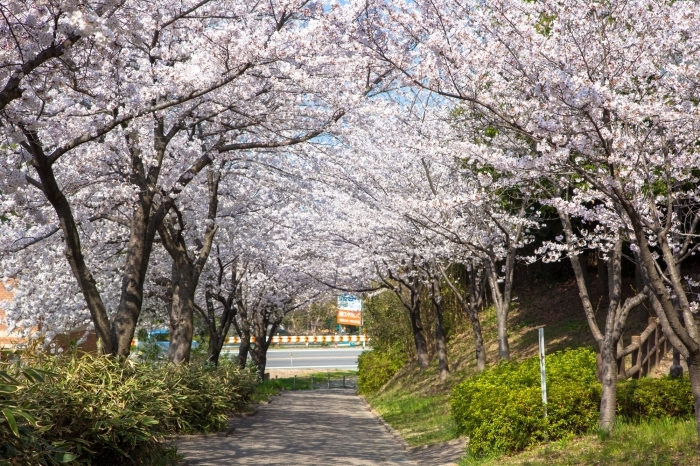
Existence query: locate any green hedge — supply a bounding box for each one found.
[450,347,697,458]
[0,355,256,465]
[450,347,600,457]
[617,375,694,421]
[357,348,408,395]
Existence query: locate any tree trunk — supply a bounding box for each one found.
[442,264,487,372]
[559,213,648,433]
[470,313,487,372]
[496,301,510,360]
[485,261,511,360]
[599,340,618,432]
[168,260,196,364]
[237,336,251,370]
[112,198,154,356]
[31,152,115,354]
[208,346,221,366]
[578,252,591,293]
[597,255,609,297]
[409,302,430,371]
[434,304,449,381]
[431,278,449,381]
[687,356,700,441]
[250,341,269,379]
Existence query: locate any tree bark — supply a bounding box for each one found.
[558,211,647,432]
[237,336,251,370]
[157,170,220,363]
[380,264,430,371]
[597,255,609,298]
[30,149,115,354]
[578,252,591,293]
[484,250,517,361]
[408,299,430,371]
[168,259,196,364]
[687,356,700,441]
[441,263,487,371]
[434,308,449,381]
[250,315,283,380]
[112,124,167,356]
[495,301,510,360]
[231,297,252,370]
[431,278,449,381]
[598,347,618,432]
[250,344,268,380]
[112,196,155,356]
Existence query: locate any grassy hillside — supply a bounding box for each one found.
[364,274,656,448]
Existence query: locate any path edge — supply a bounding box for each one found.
[357,394,410,451]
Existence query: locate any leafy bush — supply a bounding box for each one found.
[0,355,256,465]
[357,348,408,395]
[617,375,694,422]
[451,347,600,457]
[0,366,78,465]
[161,361,256,433]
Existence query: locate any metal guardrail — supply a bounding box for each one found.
[227,335,368,344]
[131,334,368,347]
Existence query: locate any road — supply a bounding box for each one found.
[264,347,366,370]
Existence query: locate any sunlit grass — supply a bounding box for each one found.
[365,390,458,447]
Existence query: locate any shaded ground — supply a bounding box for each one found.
[410,438,467,466]
[176,389,415,465]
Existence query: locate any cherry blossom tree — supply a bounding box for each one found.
[1,0,362,356]
[351,0,700,434]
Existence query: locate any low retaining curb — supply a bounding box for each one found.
[358,395,411,452]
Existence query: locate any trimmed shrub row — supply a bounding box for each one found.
[357,348,407,395]
[450,347,600,457]
[450,347,695,458]
[617,375,694,421]
[0,355,256,465]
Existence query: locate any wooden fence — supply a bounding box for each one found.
[597,317,670,381]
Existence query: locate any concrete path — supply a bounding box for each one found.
[176,389,416,466]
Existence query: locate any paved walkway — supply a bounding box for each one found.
[176,389,416,465]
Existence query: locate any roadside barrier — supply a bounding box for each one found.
[131,334,368,347]
[227,335,368,344]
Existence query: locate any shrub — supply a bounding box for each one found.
[1,354,256,465]
[0,366,77,465]
[160,360,256,433]
[617,375,694,422]
[357,348,407,395]
[450,347,600,457]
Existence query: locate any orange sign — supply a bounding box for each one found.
[337,309,362,326]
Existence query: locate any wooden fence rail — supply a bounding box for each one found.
[597,317,670,381]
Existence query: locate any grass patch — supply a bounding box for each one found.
[365,390,458,447]
[461,418,700,465]
[253,370,358,399]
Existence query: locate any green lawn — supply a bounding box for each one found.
[461,418,700,466]
[364,390,459,447]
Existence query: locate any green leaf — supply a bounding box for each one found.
[53,452,79,463]
[0,384,19,394]
[16,410,37,426]
[22,367,54,383]
[2,409,19,437]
